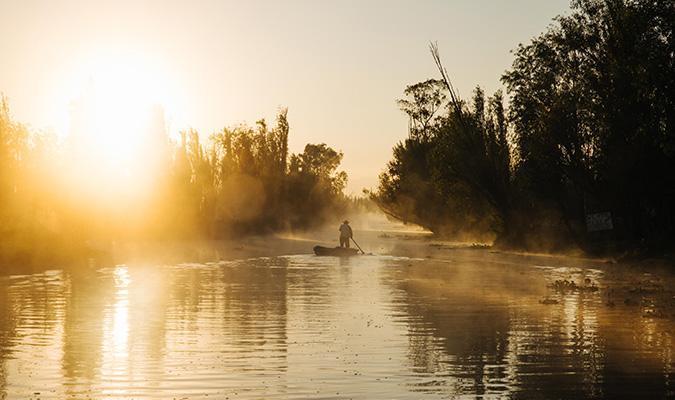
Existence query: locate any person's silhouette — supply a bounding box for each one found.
[339,220,352,248]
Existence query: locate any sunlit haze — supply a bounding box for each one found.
[0,0,570,193]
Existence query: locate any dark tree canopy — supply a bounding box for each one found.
[376,0,675,252]
[503,0,675,247]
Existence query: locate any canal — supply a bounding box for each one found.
[0,251,673,399]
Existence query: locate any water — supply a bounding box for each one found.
[0,253,673,399]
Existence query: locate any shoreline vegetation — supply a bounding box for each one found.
[0,102,363,269]
[1,0,674,271]
[372,0,674,258]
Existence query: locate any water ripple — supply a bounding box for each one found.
[0,255,673,399]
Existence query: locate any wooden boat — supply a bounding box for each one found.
[313,246,359,256]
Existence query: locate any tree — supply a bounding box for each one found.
[503,0,675,247]
[374,73,511,239]
[397,79,447,140]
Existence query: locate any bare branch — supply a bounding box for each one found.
[429,42,466,128]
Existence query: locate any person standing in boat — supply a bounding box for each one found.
[339,220,353,248]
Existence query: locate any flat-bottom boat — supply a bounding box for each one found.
[313,246,359,256]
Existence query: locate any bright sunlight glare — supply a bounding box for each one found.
[89,63,155,165]
[60,51,183,207]
[76,55,170,165]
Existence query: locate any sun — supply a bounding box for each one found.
[79,55,170,161]
[64,51,179,202]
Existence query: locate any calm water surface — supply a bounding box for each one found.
[0,253,673,399]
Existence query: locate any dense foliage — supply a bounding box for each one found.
[375,0,674,252]
[376,83,509,240]
[167,110,348,236]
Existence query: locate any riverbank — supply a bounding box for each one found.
[1,223,673,276]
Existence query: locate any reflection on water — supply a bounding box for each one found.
[0,254,673,399]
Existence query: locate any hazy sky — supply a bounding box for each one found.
[0,0,571,193]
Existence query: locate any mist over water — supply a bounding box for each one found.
[1,252,672,399]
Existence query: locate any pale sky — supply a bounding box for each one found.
[0,0,571,193]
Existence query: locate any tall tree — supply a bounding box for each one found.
[503,0,675,245]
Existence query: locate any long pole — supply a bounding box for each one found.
[351,238,365,254]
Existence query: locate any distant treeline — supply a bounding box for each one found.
[373,0,674,253]
[0,103,349,266]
